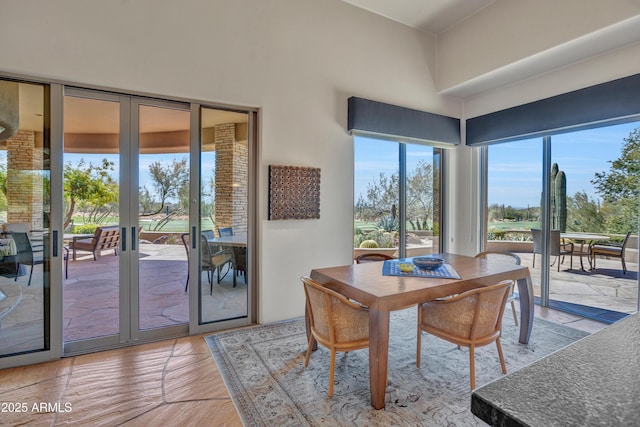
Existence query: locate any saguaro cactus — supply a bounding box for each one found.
[550,163,567,232]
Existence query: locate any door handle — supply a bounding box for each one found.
[121,227,127,252]
[131,227,137,251]
[52,230,58,257]
[191,226,197,249]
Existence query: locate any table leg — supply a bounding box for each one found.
[517,275,534,344]
[368,307,390,409]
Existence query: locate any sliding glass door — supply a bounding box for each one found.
[1,78,255,365]
[484,122,639,319]
[0,80,51,358]
[354,137,442,260]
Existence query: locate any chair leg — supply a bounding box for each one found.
[416,306,422,368]
[304,335,315,368]
[184,271,189,293]
[328,348,336,397]
[469,345,476,390]
[27,264,34,287]
[496,337,507,374]
[622,257,627,274]
[532,253,536,268]
[510,300,518,326]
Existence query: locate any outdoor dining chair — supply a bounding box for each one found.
[590,231,632,274]
[301,276,369,398]
[10,231,44,287]
[416,280,513,390]
[531,228,574,271]
[474,251,521,325]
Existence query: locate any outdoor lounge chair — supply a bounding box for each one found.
[69,226,120,261]
[590,231,632,274]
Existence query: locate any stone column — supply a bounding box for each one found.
[6,130,44,230]
[214,124,248,235]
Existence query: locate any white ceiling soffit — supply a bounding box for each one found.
[342,0,494,35]
[439,15,640,98]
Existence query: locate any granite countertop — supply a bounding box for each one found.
[472,313,639,426]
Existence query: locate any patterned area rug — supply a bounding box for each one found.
[205,308,589,426]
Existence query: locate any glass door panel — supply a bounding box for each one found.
[62,94,121,344]
[0,81,50,358]
[404,145,441,257]
[550,123,639,315]
[353,137,400,261]
[486,138,543,300]
[199,107,249,324]
[137,104,190,331]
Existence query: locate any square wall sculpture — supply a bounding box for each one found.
[268,165,320,220]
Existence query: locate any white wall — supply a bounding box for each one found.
[0,0,460,323]
[437,0,640,93]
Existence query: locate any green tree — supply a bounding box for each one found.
[567,191,604,232]
[64,159,118,229]
[142,158,189,216]
[406,160,433,230]
[592,127,640,233]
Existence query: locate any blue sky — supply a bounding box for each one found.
[488,121,638,207]
[354,121,639,208]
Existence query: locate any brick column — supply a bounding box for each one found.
[214,124,248,235]
[5,130,44,229]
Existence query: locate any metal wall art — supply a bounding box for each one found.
[268,165,320,220]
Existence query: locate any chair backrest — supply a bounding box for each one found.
[201,229,215,240]
[301,276,368,346]
[475,251,521,265]
[218,227,233,237]
[531,228,564,256]
[436,280,512,341]
[620,231,632,250]
[93,226,120,250]
[355,253,394,263]
[10,231,33,264]
[199,233,214,267]
[181,232,190,255]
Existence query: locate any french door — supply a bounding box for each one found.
[62,89,192,354]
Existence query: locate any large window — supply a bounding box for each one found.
[485,122,639,318]
[354,137,441,261]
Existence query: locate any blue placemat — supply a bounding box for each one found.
[382,259,461,279]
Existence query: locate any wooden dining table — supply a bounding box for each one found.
[309,252,534,410]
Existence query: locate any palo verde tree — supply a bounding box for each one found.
[63,159,118,229]
[141,158,189,216]
[592,127,640,233]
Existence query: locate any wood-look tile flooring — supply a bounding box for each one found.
[0,306,607,426]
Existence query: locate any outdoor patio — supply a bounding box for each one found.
[0,242,248,356]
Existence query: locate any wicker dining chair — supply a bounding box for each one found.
[355,253,394,263]
[416,279,513,390]
[301,276,369,397]
[474,251,521,325]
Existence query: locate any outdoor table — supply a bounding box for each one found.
[309,253,534,410]
[561,232,609,270]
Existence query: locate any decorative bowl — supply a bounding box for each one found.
[413,256,444,270]
[397,263,415,273]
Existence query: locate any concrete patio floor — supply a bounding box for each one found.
[0,242,248,356]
